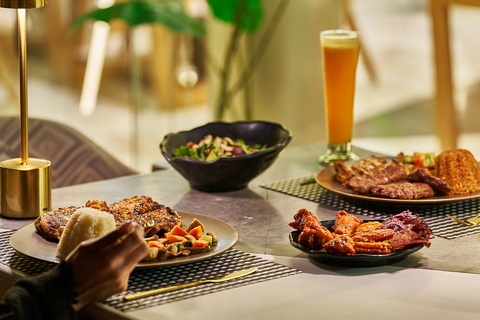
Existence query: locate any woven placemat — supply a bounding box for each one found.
[260,174,480,239]
[0,230,300,313]
[106,249,300,312]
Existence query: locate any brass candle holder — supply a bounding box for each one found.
[0,0,51,218]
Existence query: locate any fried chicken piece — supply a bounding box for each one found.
[354,221,382,234]
[354,241,392,254]
[332,210,363,236]
[297,221,334,250]
[323,235,356,255]
[352,228,395,243]
[289,208,316,231]
[85,200,110,213]
[334,161,355,183]
[290,208,333,250]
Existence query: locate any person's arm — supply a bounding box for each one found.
[67,222,149,310]
[0,261,76,320]
[0,222,148,319]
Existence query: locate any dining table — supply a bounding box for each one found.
[1,142,480,320]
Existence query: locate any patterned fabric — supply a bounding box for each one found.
[0,117,137,188]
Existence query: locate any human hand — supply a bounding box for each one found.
[66,222,149,310]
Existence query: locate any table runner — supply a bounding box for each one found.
[0,230,300,313]
[260,174,480,239]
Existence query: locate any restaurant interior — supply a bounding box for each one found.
[1,0,480,174]
[1,1,480,319]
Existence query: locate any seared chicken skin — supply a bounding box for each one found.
[35,196,182,242]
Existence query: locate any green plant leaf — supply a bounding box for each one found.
[69,0,206,37]
[207,0,264,33]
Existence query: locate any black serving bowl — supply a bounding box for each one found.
[160,121,292,192]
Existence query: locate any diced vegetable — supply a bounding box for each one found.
[166,234,187,244]
[412,154,424,169]
[200,235,213,246]
[141,218,217,262]
[192,240,209,248]
[188,226,203,240]
[186,218,205,233]
[401,152,436,169]
[144,247,159,261]
[148,241,165,250]
[170,225,189,237]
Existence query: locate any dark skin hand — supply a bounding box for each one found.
[66,222,149,310]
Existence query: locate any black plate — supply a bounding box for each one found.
[289,220,424,267]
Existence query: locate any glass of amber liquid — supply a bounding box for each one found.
[318,30,360,166]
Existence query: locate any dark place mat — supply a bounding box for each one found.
[260,174,480,239]
[0,231,300,313]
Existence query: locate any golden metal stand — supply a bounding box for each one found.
[0,0,51,218]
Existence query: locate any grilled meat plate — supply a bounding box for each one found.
[334,156,450,200]
[34,196,182,242]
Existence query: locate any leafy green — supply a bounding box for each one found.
[69,0,206,37]
[173,135,267,161]
[173,146,199,160]
[207,0,264,33]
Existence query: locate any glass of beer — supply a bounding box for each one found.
[318,30,360,166]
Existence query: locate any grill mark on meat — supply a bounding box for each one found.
[370,182,434,200]
[34,206,79,242]
[109,196,182,237]
[34,196,182,242]
[345,164,408,194]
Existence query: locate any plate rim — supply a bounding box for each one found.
[316,163,480,204]
[10,211,239,269]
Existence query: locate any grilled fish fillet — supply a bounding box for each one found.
[34,196,182,242]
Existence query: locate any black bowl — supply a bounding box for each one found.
[160,121,292,192]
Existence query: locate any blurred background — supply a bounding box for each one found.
[0,0,479,173]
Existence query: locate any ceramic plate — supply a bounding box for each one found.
[289,220,424,267]
[316,165,480,204]
[10,211,239,269]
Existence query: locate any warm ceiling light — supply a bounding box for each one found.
[0,0,47,8]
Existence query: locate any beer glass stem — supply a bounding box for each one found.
[318,141,359,166]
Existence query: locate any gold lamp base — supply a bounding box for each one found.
[0,158,51,218]
[0,0,47,8]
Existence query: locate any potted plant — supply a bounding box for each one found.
[70,0,290,120]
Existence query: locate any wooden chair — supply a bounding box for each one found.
[0,117,136,188]
[429,0,480,150]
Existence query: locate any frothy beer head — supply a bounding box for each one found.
[320,30,359,49]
